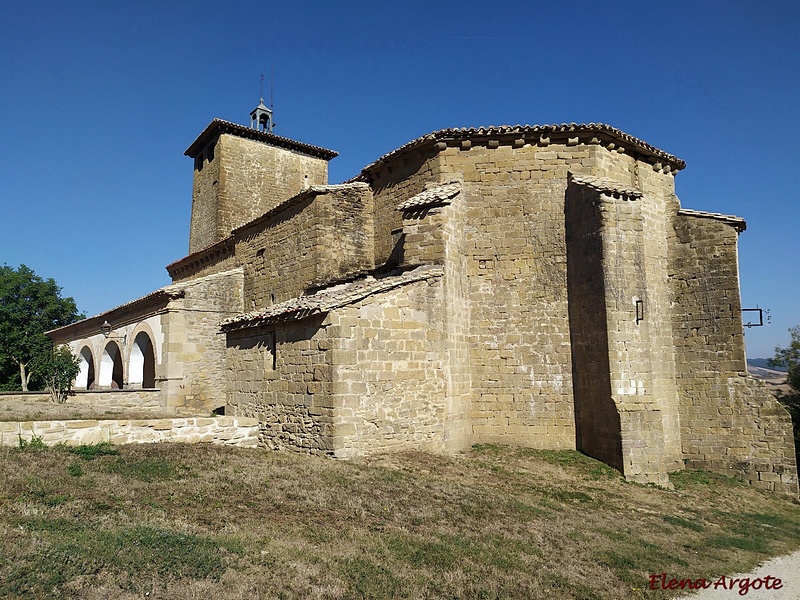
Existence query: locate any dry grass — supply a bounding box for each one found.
[0,397,182,421]
[0,442,798,599]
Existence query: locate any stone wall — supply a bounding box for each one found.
[565,181,620,470]
[0,416,258,448]
[236,184,375,307]
[329,278,451,458]
[364,139,684,462]
[0,390,162,412]
[226,315,334,454]
[566,176,680,485]
[160,269,244,413]
[174,184,376,306]
[224,272,461,458]
[189,132,329,253]
[671,213,798,494]
[441,143,588,451]
[313,184,375,286]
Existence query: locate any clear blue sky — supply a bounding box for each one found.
[1,1,797,358]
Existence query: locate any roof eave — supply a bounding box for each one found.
[354,123,686,182]
[184,119,338,160]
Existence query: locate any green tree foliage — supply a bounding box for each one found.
[39,345,82,403]
[769,325,800,394]
[769,326,800,464]
[0,264,83,391]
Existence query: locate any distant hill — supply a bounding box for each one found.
[746,360,791,396]
[747,358,787,372]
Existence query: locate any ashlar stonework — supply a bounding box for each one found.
[49,111,798,495]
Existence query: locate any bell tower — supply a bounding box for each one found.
[185,105,338,254]
[250,98,274,133]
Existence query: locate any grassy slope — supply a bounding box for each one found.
[0,442,798,599]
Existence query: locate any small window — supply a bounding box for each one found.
[264,332,277,371]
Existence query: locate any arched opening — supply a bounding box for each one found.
[99,341,124,389]
[76,346,96,390]
[130,332,156,389]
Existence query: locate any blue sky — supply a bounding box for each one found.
[1,1,797,358]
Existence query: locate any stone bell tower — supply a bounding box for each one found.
[185,102,338,253]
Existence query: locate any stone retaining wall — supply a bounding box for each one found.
[0,390,163,412]
[0,416,259,448]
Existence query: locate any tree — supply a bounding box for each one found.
[769,325,800,395]
[38,345,81,403]
[770,326,800,465]
[0,264,83,391]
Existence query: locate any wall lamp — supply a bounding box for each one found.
[100,320,113,337]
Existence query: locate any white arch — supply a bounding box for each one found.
[129,337,144,386]
[129,331,156,388]
[76,346,94,390]
[99,341,123,389]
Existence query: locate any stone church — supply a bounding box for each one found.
[49,101,798,493]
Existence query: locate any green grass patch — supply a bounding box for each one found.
[103,456,190,482]
[17,435,47,451]
[0,524,241,598]
[339,557,404,599]
[68,441,119,460]
[662,514,705,532]
[66,463,84,477]
[669,468,743,490]
[386,533,458,570]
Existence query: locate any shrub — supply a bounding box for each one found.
[37,345,80,403]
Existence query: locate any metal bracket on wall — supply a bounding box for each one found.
[742,306,770,328]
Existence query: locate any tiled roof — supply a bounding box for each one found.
[47,288,182,341]
[397,182,461,211]
[221,265,444,331]
[569,174,643,199]
[353,123,686,180]
[678,208,746,232]
[185,119,338,160]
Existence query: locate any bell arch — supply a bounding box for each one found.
[99,341,124,389]
[129,331,156,388]
[76,345,96,390]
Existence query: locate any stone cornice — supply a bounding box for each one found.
[166,237,236,280]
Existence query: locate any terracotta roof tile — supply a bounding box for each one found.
[397,182,461,211]
[352,123,685,181]
[569,174,643,199]
[678,208,746,232]
[221,265,443,331]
